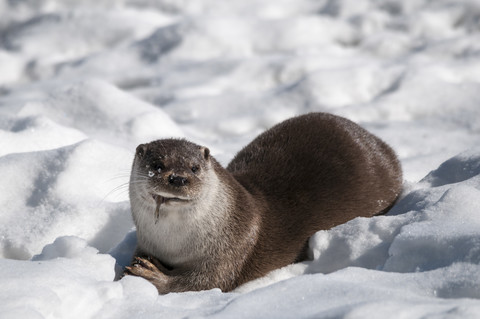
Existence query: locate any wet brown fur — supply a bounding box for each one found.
[126,112,402,293]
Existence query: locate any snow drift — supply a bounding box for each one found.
[1,0,480,318]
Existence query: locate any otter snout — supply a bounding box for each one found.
[169,174,188,187]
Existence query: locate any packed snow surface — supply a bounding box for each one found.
[1,0,480,318]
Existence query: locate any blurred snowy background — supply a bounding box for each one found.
[1,0,480,318]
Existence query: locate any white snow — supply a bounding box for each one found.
[1,0,480,318]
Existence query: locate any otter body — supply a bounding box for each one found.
[126,113,402,293]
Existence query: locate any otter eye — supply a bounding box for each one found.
[191,166,199,173]
[152,162,164,172]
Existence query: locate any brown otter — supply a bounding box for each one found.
[125,112,402,293]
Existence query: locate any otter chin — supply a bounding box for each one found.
[151,193,191,205]
[150,193,191,220]
[125,112,403,294]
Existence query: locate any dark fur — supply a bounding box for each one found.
[126,112,402,293]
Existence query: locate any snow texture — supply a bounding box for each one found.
[1,0,480,318]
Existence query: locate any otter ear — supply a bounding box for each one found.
[136,144,147,158]
[201,147,210,160]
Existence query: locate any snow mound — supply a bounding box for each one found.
[1,236,119,319]
[0,140,133,260]
[18,79,183,147]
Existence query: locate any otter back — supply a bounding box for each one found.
[226,112,402,278]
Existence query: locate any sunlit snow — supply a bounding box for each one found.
[1,0,480,318]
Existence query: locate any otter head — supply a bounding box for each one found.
[130,139,211,220]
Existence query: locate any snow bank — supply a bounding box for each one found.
[1,0,480,318]
[1,237,120,319]
[0,140,133,259]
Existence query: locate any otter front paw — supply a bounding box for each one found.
[125,257,169,293]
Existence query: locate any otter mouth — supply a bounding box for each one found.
[151,193,190,222]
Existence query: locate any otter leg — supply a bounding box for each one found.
[125,257,170,294]
[126,257,237,293]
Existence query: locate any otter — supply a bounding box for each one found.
[125,112,402,293]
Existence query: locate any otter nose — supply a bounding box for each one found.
[168,174,188,187]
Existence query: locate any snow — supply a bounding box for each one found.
[1,0,480,318]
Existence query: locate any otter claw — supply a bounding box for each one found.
[134,257,159,272]
[125,258,169,287]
